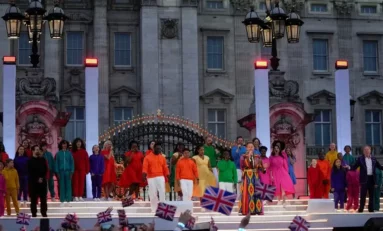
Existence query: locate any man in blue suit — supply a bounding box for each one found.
[351,145,383,213]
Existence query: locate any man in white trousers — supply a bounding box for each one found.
[176,148,199,201]
[217,150,238,193]
[142,142,169,211]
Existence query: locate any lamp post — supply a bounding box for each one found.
[242,0,304,71]
[2,0,68,68]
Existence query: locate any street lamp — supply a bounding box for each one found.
[242,8,264,43]
[242,0,304,71]
[2,0,68,68]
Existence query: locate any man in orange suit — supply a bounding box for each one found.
[317,151,331,199]
[142,142,169,211]
[176,148,199,201]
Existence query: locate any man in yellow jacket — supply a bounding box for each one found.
[2,159,20,215]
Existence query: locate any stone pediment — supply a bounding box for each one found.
[110,86,140,98]
[60,87,85,96]
[358,90,383,105]
[200,89,234,104]
[306,90,335,105]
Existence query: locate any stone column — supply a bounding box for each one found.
[44,0,61,97]
[140,0,159,114]
[181,3,199,122]
[94,0,109,132]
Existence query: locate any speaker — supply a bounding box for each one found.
[364,218,383,231]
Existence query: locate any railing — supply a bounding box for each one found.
[306,145,383,157]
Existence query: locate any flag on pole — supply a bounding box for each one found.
[209,217,218,231]
[118,209,128,226]
[16,213,31,225]
[254,181,276,202]
[62,213,79,230]
[288,216,310,231]
[185,216,196,230]
[155,202,177,221]
[201,186,236,215]
[97,207,113,224]
[122,196,134,207]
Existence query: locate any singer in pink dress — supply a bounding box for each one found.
[259,146,271,185]
[269,144,295,206]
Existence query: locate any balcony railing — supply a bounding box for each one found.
[306,145,383,157]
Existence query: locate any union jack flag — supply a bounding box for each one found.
[155,202,177,221]
[122,196,134,207]
[201,186,236,215]
[185,216,196,230]
[16,213,31,225]
[209,217,218,231]
[118,209,128,226]
[62,213,79,230]
[288,216,310,231]
[97,207,113,224]
[254,181,276,202]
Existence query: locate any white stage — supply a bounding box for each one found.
[1,199,383,230]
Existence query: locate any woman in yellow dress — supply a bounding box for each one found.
[193,144,216,197]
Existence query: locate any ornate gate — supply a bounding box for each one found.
[99,110,234,200]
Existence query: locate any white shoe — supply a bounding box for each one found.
[74,197,79,202]
[97,198,101,201]
[93,198,98,201]
[60,203,65,207]
[51,198,56,202]
[79,197,84,201]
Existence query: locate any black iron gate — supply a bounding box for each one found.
[99,112,234,200]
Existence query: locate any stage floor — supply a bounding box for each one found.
[1,199,383,230]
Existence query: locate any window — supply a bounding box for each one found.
[313,39,328,71]
[207,36,224,70]
[65,107,85,142]
[314,110,332,146]
[207,109,226,138]
[363,40,378,72]
[114,33,131,66]
[361,5,377,14]
[311,4,328,12]
[365,110,382,145]
[18,32,31,65]
[66,32,84,65]
[114,107,133,126]
[207,0,223,9]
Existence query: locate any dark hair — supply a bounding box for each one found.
[58,140,70,150]
[183,147,191,153]
[31,145,39,152]
[15,146,25,157]
[154,142,162,147]
[0,142,5,153]
[173,142,185,153]
[72,138,85,153]
[236,136,243,141]
[129,140,139,150]
[271,144,283,157]
[148,140,156,151]
[195,144,204,155]
[40,142,48,149]
[332,159,344,173]
[252,137,261,144]
[6,158,13,165]
[260,146,268,152]
[343,145,351,151]
[272,140,285,151]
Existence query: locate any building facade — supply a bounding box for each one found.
[0,0,382,153]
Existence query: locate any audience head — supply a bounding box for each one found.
[259,146,268,156]
[6,158,13,168]
[15,146,25,157]
[72,138,85,153]
[311,159,317,167]
[40,142,48,152]
[236,136,244,146]
[58,140,70,151]
[329,143,336,151]
[148,140,155,151]
[92,145,100,154]
[344,145,351,153]
[245,141,255,154]
[183,148,191,158]
[195,144,204,156]
[129,140,139,152]
[31,145,42,157]
[363,145,372,158]
[252,138,261,148]
[317,151,325,160]
[205,136,213,145]
[153,142,162,155]
[174,142,185,153]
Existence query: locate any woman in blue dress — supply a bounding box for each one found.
[286,147,296,198]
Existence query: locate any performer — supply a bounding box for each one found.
[142,142,169,211]
[0,161,5,217]
[22,140,32,158]
[317,151,331,199]
[170,142,185,201]
[41,143,56,202]
[343,145,355,167]
[217,149,237,193]
[176,148,199,201]
[259,146,271,185]
[331,159,347,210]
[374,168,382,211]
[325,143,338,167]
[3,159,19,215]
[307,159,321,199]
[55,140,74,206]
[71,138,90,201]
[192,144,216,197]
[346,170,359,211]
[253,138,261,155]
[101,141,117,201]
[0,142,9,163]
[89,145,105,201]
[269,143,295,206]
[14,146,29,206]
[204,136,220,183]
[28,145,48,217]
[119,140,144,199]
[231,136,246,199]
[146,141,155,156]
[351,145,383,213]
[239,142,264,215]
